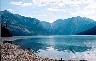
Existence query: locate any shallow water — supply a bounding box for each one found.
[10,35,96,61]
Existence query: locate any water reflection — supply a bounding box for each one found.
[11,35,96,60]
[12,37,92,53]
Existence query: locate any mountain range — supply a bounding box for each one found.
[0,10,96,36]
[0,10,47,36]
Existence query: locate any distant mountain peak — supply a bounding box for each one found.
[3,10,11,13]
[77,16,81,17]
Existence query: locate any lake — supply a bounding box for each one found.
[11,35,96,61]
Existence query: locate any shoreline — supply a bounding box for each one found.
[0,42,59,61]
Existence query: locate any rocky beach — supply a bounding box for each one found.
[0,42,59,61]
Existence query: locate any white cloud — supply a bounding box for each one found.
[38,14,47,17]
[58,3,65,7]
[10,1,33,7]
[86,3,96,10]
[32,0,96,7]
[69,5,96,20]
[7,9,14,12]
[84,3,96,20]
[62,0,96,20]
[48,8,66,12]
[32,0,62,4]
[10,0,96,7]
[10,0,96,21]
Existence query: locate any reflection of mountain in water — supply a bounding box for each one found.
[12,38,48,52]
[12,36,94,53]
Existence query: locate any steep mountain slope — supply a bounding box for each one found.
[76,26,96,35]
[41,21,51,29]
[0,10,46,36]
[51,16,96,35]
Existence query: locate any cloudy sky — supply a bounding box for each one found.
[1,0,96,23]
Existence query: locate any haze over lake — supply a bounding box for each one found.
[10,35,96,61]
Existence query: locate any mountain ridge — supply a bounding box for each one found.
[1,10,96,36]
[0,10,47,36]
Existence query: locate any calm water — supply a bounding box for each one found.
[11,35,96,61]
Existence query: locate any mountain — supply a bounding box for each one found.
[40,21,53,34]
[50,16,96,35]
[0,10,47,36]
[76,26,96,35]
[0,10,96,36]
[41,21,51,30]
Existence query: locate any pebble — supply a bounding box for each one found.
[1,43,59,61]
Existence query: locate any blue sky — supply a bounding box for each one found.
[1,0,96,23]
